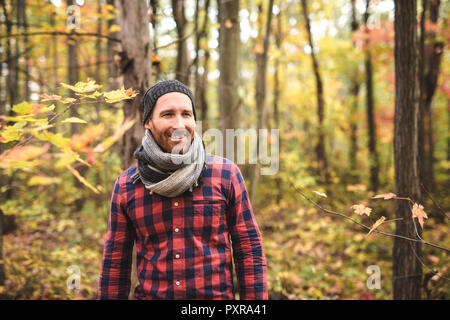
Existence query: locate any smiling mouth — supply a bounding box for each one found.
[168,131,190,142]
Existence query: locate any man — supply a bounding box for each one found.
[98,80,268,299]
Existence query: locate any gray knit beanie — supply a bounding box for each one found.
[141,80,196,126]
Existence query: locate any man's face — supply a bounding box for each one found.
[145,92,195,154]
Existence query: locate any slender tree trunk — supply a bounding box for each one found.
[363,0,379,192]
[107,0,120,91]
[95,0,102,122]
[194,0,210,127]
[172,0,190,85]
[117,0,152,299]
[250,0,274,203]
[393,0,422,300]
[67,0,80,135]
[19,0,29,101]
[420,0,442,196]
[349,0,360,180]
[218,0,240,152]
[273,7,282,205]
[150,0,161,81]
[301,0,330,184]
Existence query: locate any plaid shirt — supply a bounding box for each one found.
[98,154,268,300]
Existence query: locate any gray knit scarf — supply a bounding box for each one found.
[131,129,206,197]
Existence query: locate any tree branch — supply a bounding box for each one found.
[290,182,450,253]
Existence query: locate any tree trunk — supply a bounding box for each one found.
[273,8,282,205]
[419,0,442,196]
[250,0,274,203]
[107,0,120,91]
[117,0,152,168]
[363,0,379,192]
[301,0,330,184]
[218,0,240,152]
[393,0,422,300]
[95,0,102,122]
[67,0,80,135]
[194,0,210,127]
[349,0,360,180]
[172,0,190,85]
[117,0,152,299]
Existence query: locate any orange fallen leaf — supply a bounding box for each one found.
[367,216,386,236]
[351,204,372,217]
[412,203,428,229]
[373,192,397,200]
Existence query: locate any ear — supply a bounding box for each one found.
[145,119,155,134]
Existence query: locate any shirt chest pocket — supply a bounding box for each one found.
[191,199,226,236]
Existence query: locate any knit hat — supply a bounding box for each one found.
[141,79,196,126]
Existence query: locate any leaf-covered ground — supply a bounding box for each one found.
[1,190,448,300]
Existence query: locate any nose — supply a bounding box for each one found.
[171,114,185,129]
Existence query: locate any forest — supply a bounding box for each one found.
[0,0,448,300]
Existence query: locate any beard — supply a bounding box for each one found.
[152,127,194,154]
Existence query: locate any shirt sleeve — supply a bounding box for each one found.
[227,164,268,300]
[98,177,135,299]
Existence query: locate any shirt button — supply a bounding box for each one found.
[176,281,180,286]
[174,227,179,233]
[174,201,179,207]
[175,254,180,259]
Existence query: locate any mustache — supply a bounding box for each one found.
[167,129,192,138]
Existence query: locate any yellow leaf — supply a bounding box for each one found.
[367,216,386,236]
[66,164,100,194]
[0,126,24,143]
[103,86,138,103]
[61,97,77,104]
[109,24,121,33]
[12,101,33,114]
[411,203,428,229]
[28,175,62,186]
[351,204,372,216]
[61,80,103,93]
[62,117,87,124]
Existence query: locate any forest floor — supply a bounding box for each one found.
[1,190,449,300]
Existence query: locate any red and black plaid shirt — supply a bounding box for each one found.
[98,154,267,300]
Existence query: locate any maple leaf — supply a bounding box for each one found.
[103,86,138,103]
[0,144,50,168]
[40,93,62,101]
[31,104,55,114]
[412,203,428,229]
[367,216,386,236]
[373,193,397,200]
[313,190,327,198]
[351,204,372,216]
[61,80,103,93]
